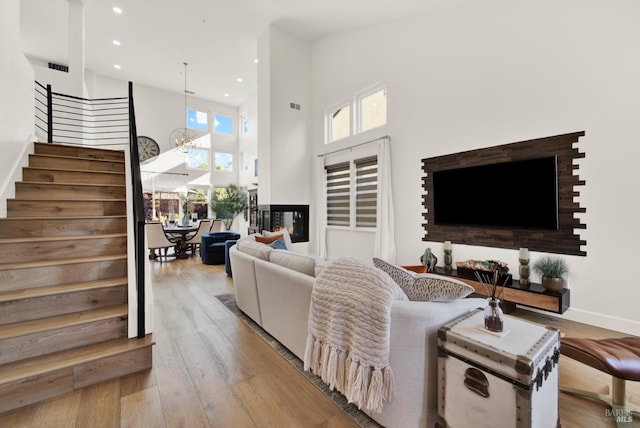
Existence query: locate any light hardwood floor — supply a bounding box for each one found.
[0,256,638,427]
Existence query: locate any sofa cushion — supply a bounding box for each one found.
[373,258,474,302]
[236,238,273,260]
[269,249,318,277]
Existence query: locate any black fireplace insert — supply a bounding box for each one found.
[258,204,309,243]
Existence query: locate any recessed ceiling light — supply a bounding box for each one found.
[254,58,259,64]
[113,64,121,70]
[224,93,230,97]
[113,7,123,14]
[236,77,243,83]
[112,40,121,46]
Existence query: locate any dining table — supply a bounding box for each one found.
[163,224,199,259]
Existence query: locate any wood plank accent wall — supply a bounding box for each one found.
[422,131,586,256]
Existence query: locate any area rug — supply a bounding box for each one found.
[215,293,383,428]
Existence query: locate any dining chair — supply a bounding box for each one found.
[146,222,176,263]
[185,219,212,257]
[210,219,224,232]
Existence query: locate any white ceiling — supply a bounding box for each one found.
[20,0,438,106]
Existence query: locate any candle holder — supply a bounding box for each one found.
[519,258,530,289]
[444,249,453,274]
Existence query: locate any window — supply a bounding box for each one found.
[214,114,234,136]
[326,162,351,226]
[187,109,208,131]
[326,84,386,144]
[355,156,378,228]
[240,112,249,135]
[359,89,387,133]
[186,148,209,170]
[214,151,233,171]
[329,105,351,143]
[326,156,378,228]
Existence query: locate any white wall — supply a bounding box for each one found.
[0,0,35,217]
[91,75,240,194]
[309,0,640,334]
[257,26,313,252]
[258,26,313,206]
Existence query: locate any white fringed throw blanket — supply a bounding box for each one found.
[304,257,399,413]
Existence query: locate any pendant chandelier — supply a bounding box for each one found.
[169,62,198,153]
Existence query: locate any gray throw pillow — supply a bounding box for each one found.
[373,258,474,302]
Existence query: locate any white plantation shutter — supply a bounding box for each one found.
[355,156,377,228]
[325,162,351,226]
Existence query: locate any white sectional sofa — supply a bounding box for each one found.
[229,238,486,428]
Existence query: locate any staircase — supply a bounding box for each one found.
[0,142,154,413]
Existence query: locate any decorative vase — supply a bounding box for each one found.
[519,258,530,289]
[484,298,504,332]
[444,250,452,274]
[542,276,564,292]
[182,215,190,226]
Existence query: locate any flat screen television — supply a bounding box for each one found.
[432,156,559,230]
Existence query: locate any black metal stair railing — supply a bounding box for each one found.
[34,81,130,145]
[34,80,146,338]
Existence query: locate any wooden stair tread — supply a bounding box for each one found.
[15,181,126,188]
[34,142,124,151]
[0,334,154,385]
[0,277,128,303]
[24,167,125,176]
[0,215,126,221]
[0,233,126,245]
[9,198,126,203]
[30,153,125,164]
[0,304,128,340]
[0,254,127,270]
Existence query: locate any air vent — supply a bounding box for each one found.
[48,62,69,73]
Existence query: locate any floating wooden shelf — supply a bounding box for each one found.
[434,267,570,314]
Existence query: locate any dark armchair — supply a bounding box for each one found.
[201,232,240,265]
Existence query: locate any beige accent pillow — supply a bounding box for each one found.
[373,258,474,302]
[269,249,317,277]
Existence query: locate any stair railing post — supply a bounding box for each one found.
[46,84,53,143]
[128,81,146,338]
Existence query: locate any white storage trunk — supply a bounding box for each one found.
[437,308,560,428]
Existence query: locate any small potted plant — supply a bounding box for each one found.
[532,256,569,291]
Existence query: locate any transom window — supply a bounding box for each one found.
[186,148,209,170]
[187,108,208,131]
[330,105,351,142]
[359,89,387,133]
[326,84,387,144]
[214,151,234,171]
[214,114,234,136]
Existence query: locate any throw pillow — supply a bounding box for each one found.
[268,237,287,250]
[256,233,283,244]
[373,258,474,302]
[262,229,294,251]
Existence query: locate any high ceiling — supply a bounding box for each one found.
[20,0,437,106]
